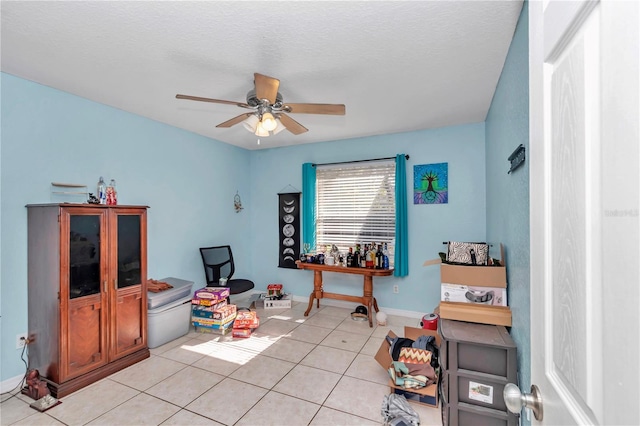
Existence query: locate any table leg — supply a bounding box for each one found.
[373,297,379,313]
[304,292,314,317]
[305,270,324,317]
[363,275,374,327]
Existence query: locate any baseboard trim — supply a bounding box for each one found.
[1,374,25,395]
[241,290,426,321]
[290,294,425,320]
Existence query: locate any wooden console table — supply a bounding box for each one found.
[295,261,394,327]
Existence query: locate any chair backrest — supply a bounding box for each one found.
[199,245,236,285]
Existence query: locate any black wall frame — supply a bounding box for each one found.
[278,192,301,269]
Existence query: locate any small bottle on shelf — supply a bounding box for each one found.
[106,179,117,205]
[97,176,107,205]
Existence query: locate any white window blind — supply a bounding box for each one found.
[316,160,395,264]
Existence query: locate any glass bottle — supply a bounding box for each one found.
[376,244,383,269]
[97,176,107,205]
[354,244,361,267]
[106,179,117,205]
[346,247,354,268]
[366,244,375,269]
[382,243,390,269]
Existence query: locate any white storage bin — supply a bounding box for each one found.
[148,294,192,348]
[148,277,194,309]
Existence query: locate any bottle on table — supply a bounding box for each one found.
[366,244,375,269]
[382,243,390,269]
[346,247,354,268]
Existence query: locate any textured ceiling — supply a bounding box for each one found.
[1,1,523,150]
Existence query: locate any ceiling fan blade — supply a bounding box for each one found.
[216,113,253,128]
[283,103,346,115]
[279,113,308,135]
[254,73,280,104]
[176,94,251,109]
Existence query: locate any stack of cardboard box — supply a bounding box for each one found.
[232,310,260,338]
[191,287,237,334]
[424,244,512,327]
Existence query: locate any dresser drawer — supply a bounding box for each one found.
[439,319,517,380]
[442,400,517,426]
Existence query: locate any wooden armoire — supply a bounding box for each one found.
[26,204,150,398]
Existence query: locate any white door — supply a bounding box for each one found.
[529,0,639,424]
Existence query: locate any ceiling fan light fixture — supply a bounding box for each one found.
[261,112,277,131]
[272,118,286,135]
[254,122,270,137]
[242,114,259,132]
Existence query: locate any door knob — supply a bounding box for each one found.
[504,383,543,421]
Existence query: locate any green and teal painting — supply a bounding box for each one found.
[414,163,448,204]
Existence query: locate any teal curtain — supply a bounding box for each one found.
[302,163,316,252]
[394,154,408,276]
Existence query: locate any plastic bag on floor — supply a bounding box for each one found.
[381,393,420,426]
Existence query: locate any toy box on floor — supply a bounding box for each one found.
[375,326,441,408]
[249,292,292,309]
[192,287,230,305]
[232,309,260,338]
[267,283,283,297]
[191,287,236,334]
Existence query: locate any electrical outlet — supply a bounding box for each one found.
[393,285,399,294]
[16,333,28,349]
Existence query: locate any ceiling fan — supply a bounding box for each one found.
[176,73,345,137]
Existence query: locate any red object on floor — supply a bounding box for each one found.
[420,313,439,330]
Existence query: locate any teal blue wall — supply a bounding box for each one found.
[1,73,488,383]
[249,123,486,315]
[1,74,253,382]
[485,2,530,416]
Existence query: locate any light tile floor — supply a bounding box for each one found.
[0,298,443,426]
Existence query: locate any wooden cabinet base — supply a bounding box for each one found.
[46,348,149,398]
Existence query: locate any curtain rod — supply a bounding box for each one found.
[312,154,409,167]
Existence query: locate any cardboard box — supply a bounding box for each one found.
[438,302,512,327]
[425,244,511,326]
[424,244,506,287]
[441,283,507,306]
[232,328,254,338]
[191,299,227,310]
[194,321,234,335]
[191,301,232,319]
[192,287,230,304]
[211,304,237,320]
[263,294,292,309]
[375,326,441,408]
[191,313,237,328]
[233,310,260,329]
[191,304,236,321]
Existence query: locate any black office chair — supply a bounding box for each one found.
[199,245,255,297]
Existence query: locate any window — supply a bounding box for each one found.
[315,160,396,265]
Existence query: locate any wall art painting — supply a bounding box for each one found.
[414,162,448,204]
[278,192,301,269]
